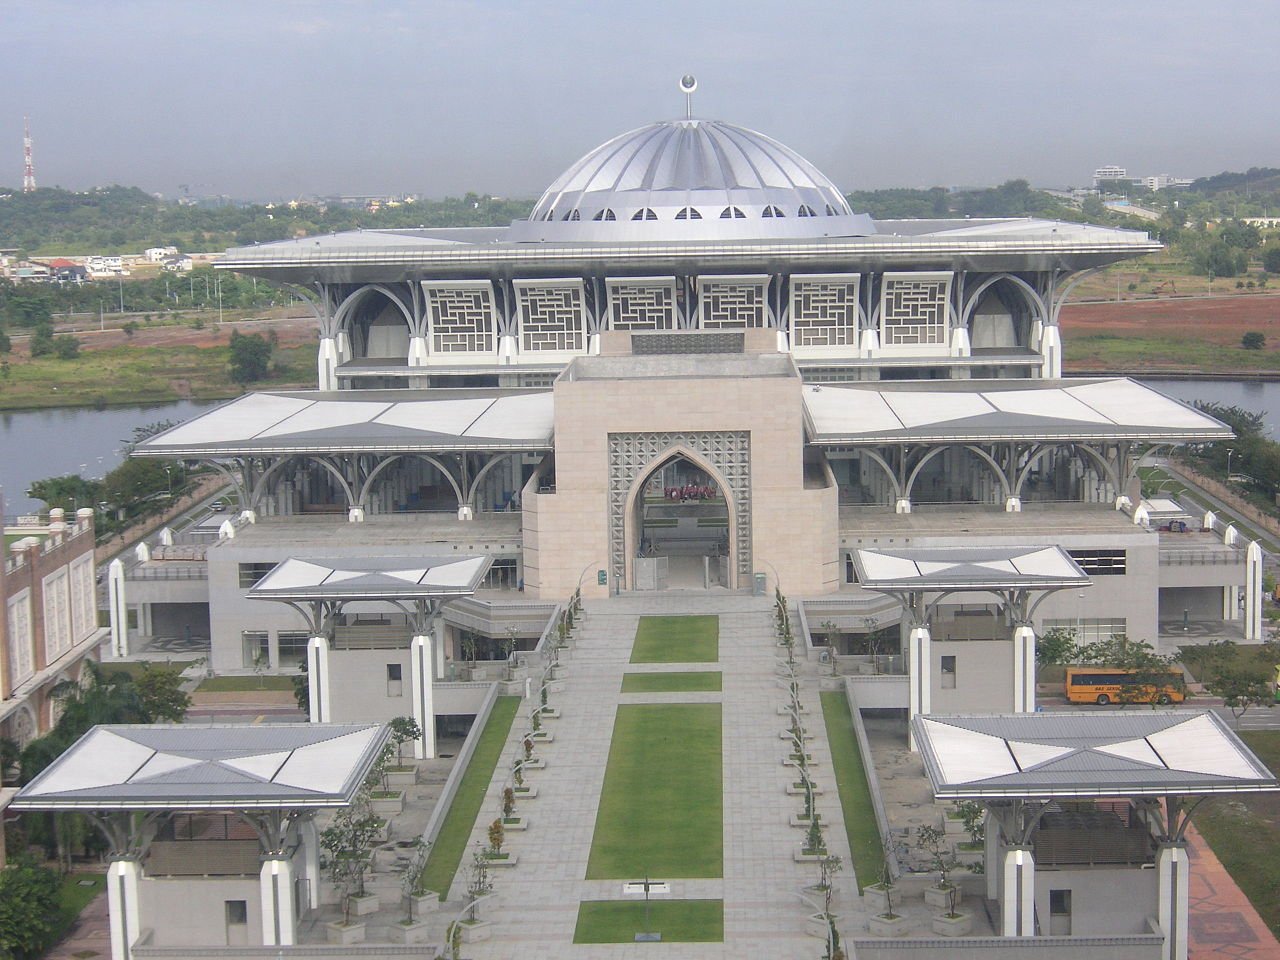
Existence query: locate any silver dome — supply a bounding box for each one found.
[507,119,875,242]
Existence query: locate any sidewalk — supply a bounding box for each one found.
[1185,821,1280,958]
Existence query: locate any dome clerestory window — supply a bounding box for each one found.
[798,205,816,218]
[720,206,746,219]
[825,203,838,216]
[564,209,581,221]
[675,207,703,220]
[761,205,785,218]
[631,208,659,221]
[592,208,617,221]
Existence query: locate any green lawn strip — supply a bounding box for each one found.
[586,703,722,879]
[420,696,521,899]
[819,691,883,891]
[1194,731,1280,937]
[620,671,722,693]
[196,674,295,692]
[630,615,719,664]
[573,899,724,943]
[55,872,106,938]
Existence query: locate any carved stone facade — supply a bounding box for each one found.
[607,431,752,585]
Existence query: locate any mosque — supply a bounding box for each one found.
[114,88,1259,734]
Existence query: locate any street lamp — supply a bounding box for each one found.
[1226,448,1236,480]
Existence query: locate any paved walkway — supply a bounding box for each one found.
[1185,822,1280,959]
[460,594,856,959]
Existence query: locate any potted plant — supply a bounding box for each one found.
[482,817,516,865]
[930,883,973,936]
[391,839,434,944]
[384,716,421,787]
[365,744,406,815]
[454,846,494,943]
[916,825,963,910]
[502,786,526,829]
[321,791,380,941]
[863,834,900,915]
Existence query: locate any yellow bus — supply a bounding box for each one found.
[1064,667,1186,706]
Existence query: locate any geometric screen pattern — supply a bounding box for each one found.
[698,277,770,329]
[790,275,859,346]
[424,283,496,353]
[516,281,586,352]
[880,272,952,346]
[608,431,751,585]
[606,279,677,331]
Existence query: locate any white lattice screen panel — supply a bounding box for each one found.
[698,276,770,329]
[790,275,860,346]
[424,282,497,353]
[71,554,95,642]
[43,568,72,661]
[880,272,952,346]
[516,281,587,352]
[606,278,677,331]
[7,591,33,684]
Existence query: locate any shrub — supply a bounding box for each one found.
[1242,331,1266,350]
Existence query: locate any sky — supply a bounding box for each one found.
[2,0,1277,201]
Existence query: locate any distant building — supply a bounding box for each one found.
[144,245,180,262]
[1103,199,1162,221]
[160,254,193,273]
[1092,165,1130,188]
[1241,216,1280,229]
[46,258,88,283]
[1141,174,1193,191]
[85,255,129,278]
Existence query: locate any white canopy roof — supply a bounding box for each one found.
[11,724,389,810]
[248,555,492,601]
[853,545,1089,592]
[804,378,1232,444]
[914,713,1279,799]
[134,390,555,457]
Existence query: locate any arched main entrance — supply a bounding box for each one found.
[630,454,731,589]
[608,431,752,592]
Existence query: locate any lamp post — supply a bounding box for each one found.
[1226,448,1235,481]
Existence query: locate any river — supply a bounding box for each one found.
[2,378,1279,516]
[0,400,222,514]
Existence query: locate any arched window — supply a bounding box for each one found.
[720,206,746,219]
[675,207,703,220]
[797,205,816,218]
[762,205,785,218]
[542,209,555,221]
[631,208,658,221]
[825,203,838,216]
[564,209,581,221]
[592,208,617,221]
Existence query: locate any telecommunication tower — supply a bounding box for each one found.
[22,117,36,192]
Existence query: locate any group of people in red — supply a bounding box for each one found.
[665,483,717,502]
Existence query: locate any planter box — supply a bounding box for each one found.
[406,893,440,919]
[513,786,538,800]
[777,705,808,716]
[943,813,968,837]
[955,844,984,866]
[868,913,911,938]
[779,730,814,741]
[386,767,419,787]
[370,792,405,816]
[924,884,962,911]
[502,816,528,831]
[863,884,898,916]
[530,730,554,744]
[790,815,822,828]
[931,912,973,937]
[806,912,840,940]
[390,919,432,945]
[520,757,546,770]
[351,892,381,917]
[783,756,819,768]
[458,919,492,943]
[484,852,519,867]
[369,818,392,843]
[794,848,829,862]
[326,921,367,945]
[538,706,561,719]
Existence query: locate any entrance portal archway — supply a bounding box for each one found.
[630,454,731,589]
[608,431,751,591]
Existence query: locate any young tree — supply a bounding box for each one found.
[134,664,191,722]
[387,716,422,764]
[1206,666,1276,728]
[228,330,272,383]
[1036,626,1078,683]
[1243,331,1266,350]
[1076,635,1182,705]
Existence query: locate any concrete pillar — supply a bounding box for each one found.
[259,857,296,946]
[218,519,236,540]
[106,859,142,960]
[158,527,174,546]
[1005,496,1021,512]
[457,504,474,521]
[138,603,152,638]
[1012,625,1036,713]
[1029,318,1044,352]
[108,559,128,658]
[908,624,931,751]
[589,332,602,355]
[410,635,436,760]
[775,328,790,354]
[1224,585,1239,621]
[301,818,320,911]
[1001,847,1035,936]
[949,325,971,358]
[895,498,912,514]
[499,334,517,364]
[859,327,880,359]
[306,636,331,723]
[984,812,1000,901]
[1222,523,1238,546]
[434,619,446,679]
[48,507,66,532]
[1246,541,1263,640]
[335,330,352,364]
[317,336,339,391]
[134,542,150,563]
[1202,510,1216,531]
[1157,843,1189,960]
[1040,324,1061,378]
[347,506,365,523]
[408,335,429,367]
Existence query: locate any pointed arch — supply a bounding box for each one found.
[904,445,1011,503]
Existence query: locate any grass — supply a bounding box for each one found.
[419,696,520,899]
[586,703,722,879]
[620,671,722,693]
[1194,731,1280,937]
[630,615,719,664]
[54,871,106,940]
[196,674,295,692]
[820,691,884,891]
[573,899,724,943]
